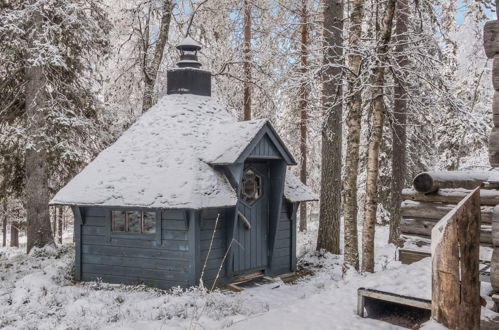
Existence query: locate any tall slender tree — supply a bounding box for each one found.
[243,0,252,120]
[362,0,397,273]
[299,0,310,232]
[141,0,173,113]
[389,0,409,246]
[343,0,365,270]
[317,0,343,253]
[25,4,53,251]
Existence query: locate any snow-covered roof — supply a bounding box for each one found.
[201,119,268,164]
[51,94,316,209]
[284,173,318,202]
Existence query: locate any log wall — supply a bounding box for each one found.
[484,14,499,166]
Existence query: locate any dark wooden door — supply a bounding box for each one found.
[233,162,269,274]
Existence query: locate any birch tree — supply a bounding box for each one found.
[362,0,397,273]
[343,0,365,270]
[243,0,252,120]
[317,0,343,253]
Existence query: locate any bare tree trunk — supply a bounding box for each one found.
[317,0,343,253]
[57,206,63,244]
[343,0,365,271]
[10,221,19,248]
[299,0,309,232]
[25,5,53,253]
[142,0,173,113]
[2,198,7,247]
[243,0,252,120]
[361,0,397,273]
[389,0,409,246]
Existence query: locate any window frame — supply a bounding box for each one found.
[240,167,264,206]
[110,209,159,240]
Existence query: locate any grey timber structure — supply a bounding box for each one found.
[51,37,316,289]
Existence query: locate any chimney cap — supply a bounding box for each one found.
[176,36,202,52]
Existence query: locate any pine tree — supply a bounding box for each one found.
[317,0,343,253]
[389,0,409,246]
[0,0,110,252]
[299,0,310,232]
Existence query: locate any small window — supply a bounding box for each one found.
[241,169,262,205]
[111,210,156,234]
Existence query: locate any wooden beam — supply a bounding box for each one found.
[401,200,492,223]
[412,171,489,194]
[399,248,430,265]
[357,288,432,318]
[401,217,492,245]
[402,188,499,206]
[431,188,481,330]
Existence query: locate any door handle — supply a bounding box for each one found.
[237,211,252,229]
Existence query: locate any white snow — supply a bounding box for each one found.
[1,224,498,329]
[50,94,315,209]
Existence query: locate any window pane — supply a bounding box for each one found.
[241,169,262,205]
[127,211,141,233]
[143,212,156,233]
[112,211,126,232]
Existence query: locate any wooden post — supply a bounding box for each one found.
[431,187,481,330]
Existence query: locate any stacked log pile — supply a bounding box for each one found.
[401,171,495,247]
[400,171,499,292]
[484,1,499,298]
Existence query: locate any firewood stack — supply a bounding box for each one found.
[483,3,499,297]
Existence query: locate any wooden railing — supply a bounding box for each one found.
[431,187,481,330]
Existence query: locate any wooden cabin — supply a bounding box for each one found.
[50,37,316,289]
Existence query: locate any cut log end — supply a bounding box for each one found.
[413,173,435,193]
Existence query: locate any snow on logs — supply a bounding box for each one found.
[412,171,492,194]
[402,187,499,205]
[400,171,499,248]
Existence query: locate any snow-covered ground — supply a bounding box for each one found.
[0,223,497,330]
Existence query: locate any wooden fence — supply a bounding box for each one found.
[431,187,481,330]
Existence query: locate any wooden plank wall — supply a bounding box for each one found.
[272,200,293,274]
[80,207,191,289]
[249,134,280,158]
[199,208,228,288]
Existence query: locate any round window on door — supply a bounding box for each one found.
[241,169,262,205]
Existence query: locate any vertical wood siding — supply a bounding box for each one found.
[249,134,280,158]
[199,208,228,288]
[272,200,293,274]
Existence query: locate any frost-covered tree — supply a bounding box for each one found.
[0,0,110,251]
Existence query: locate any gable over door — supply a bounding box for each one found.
[233,162,270,274]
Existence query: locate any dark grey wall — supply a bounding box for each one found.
[78,207,192,289]
[198,208,229,288]
[271,200,296,274]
